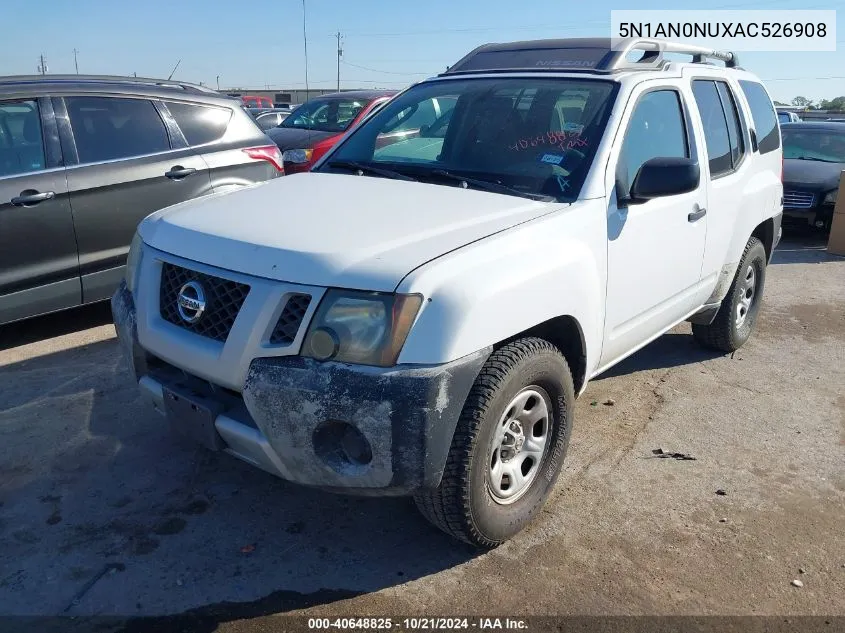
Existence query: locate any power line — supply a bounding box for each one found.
[341,60,431,76]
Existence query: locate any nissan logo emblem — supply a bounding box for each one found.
[176,281,207,324]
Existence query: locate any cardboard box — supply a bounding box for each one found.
[834,171,845,216]
[828,211,845,256]
[826,171,845,256]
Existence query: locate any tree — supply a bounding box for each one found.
[792,96,813,108]
[774,100,788,106]
[818,97,845,111]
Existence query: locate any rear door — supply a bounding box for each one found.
[690,78,751,285]
[164,100,278,191]
[0,97,80,324]
[60,95,212,303]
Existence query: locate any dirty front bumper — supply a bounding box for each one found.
[112,281,489,495]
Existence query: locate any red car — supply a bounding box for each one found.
[241,95,273,108]
[266,90,395,174]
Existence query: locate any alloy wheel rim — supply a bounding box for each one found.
[487,387,551,505]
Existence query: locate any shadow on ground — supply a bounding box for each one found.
[771,226,842,265]
[0,334,477,629]
[0,302,113,352]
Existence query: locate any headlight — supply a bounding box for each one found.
[302,290,423,367]
[282,148,314,164]
[823,189,838,205]
[125,231,143,294]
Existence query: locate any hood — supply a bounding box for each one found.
[139,173,560,292]
[265,127,338,151]
[783,159,845,191]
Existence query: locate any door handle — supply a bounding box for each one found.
[165,166,196,180]
[11,190,55,206]
[688,205,707,222]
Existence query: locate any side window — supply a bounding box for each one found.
[739,80,780,154]
[716,82,745,168]
[66,97,170,164]
[617,90,688,195]
[166,102,232,146]
[692,80,732,177]
[0,100,46,177]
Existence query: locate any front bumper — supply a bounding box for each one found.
[783,204,834,229]
[112,282,489,495]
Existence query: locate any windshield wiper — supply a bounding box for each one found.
[429,170,556,202]
[327,160,416,181]
[796,156,836,162]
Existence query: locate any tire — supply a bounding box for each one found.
[692,236,767,352]
[414,337,574,548]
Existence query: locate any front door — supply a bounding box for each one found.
[0,97,79,324]
[600,86,708,368]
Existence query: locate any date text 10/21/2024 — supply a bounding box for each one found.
[307,617,529,630]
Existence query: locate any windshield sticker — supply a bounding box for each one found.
[509,131,588,152]
[556,176,571,193]
[541,153,564,165]
[563,122,584,133]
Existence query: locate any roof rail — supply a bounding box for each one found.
[0,74,220,94]
[610,39,739,70]
[440,37,739,76]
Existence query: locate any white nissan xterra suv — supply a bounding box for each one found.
[113,38,783,547]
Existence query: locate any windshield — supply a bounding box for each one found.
[279,97,369,133]
[782,128,845,162]
[316,77,617,202]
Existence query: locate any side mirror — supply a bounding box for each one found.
[628,157,700,203]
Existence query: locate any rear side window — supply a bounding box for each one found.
[66,97,170,164]
[692,81,732,176]
[692,80,746,177]
[739,80,780,154]
[0,99,46,177]
[166,102,231,146]
[717,82,745,167]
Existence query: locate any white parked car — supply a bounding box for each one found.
[113,38,783,547]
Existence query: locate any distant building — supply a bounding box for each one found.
[220,87,396,107]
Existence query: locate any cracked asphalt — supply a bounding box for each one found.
[0,229,843,631]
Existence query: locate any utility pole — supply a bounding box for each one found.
[216,75,220,90]
[37,54,48,75]
[334,31,343,92]
[73,48,79,74]
[301,0,309,96]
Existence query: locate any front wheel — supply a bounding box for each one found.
[693,236,767,352]
[414,338,574,548]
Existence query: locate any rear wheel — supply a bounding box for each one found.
[693,236,767,352]
[414,338,574,548]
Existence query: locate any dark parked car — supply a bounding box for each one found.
[266,90,395,173]
[0,74,283,325]
[781,121,845,231]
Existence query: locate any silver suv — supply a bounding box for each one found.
[0,75,283,325]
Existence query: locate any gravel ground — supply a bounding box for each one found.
[0,230,843,631]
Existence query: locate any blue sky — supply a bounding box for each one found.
[3,0,845,103]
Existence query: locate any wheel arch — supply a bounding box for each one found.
[494,315,588,395]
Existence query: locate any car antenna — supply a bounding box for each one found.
[167,59,181,81]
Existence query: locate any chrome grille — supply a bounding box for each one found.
[783,190,815,209]
[159,263,250,342]
[269,294,311,345]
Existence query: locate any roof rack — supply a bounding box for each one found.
[0,74,220,95]
[441,37,739,76]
